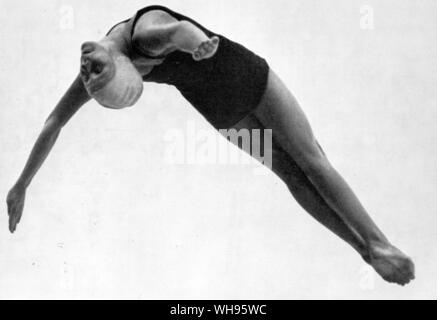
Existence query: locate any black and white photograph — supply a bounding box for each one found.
[0,0,436,301]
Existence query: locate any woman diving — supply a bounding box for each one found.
[6,5,415,285]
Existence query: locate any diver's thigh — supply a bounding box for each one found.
[224,113,302,181]
[254,69,325,165]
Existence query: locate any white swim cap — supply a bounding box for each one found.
[83,53,144,109]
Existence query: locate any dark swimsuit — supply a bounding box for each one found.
[107,5,270,129]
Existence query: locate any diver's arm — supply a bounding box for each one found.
[132,11,219,60]
[170,21,220,60]
[7,75,90,233]
[15,75,89,188]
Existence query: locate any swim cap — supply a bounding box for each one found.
[84,54,144,109]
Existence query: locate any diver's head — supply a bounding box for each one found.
[80,41,143,109]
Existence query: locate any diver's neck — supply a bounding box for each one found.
[100,25,132,58]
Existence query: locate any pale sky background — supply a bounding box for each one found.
[1,0,436,299]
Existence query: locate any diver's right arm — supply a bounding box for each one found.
[6,75,90,233]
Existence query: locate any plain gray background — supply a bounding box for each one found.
[0,0,436,299]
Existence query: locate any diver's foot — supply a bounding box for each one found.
[193,36,220,61]
[368,241,415,286]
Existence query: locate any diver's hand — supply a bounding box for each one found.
[7,184,26,233]
[193,36,220,61]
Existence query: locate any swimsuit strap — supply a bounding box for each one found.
[105,19,130,36]
[105,7,167,60]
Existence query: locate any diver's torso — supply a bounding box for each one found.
[106,5,221,90]
[106,5,270,129]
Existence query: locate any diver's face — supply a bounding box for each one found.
[80,41,115,93]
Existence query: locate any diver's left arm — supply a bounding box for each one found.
[132,11,219,61]
[6,75,90,233]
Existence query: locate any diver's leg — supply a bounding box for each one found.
[225,114,369,262]
[252,69,415,285]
